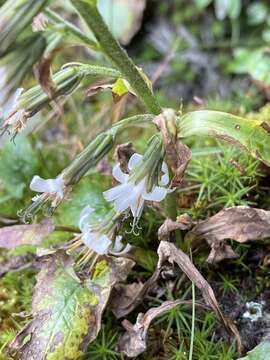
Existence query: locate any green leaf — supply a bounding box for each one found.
[178,110,270,166]
[0,136,38,199]
[194,0,212,10]
[97,0,145,45]
[215,0,241,20]
[229,47,270,86]
[56,175,111,227]
[238,342,270,360]
[10,251,135,360]
[247,2,269,25]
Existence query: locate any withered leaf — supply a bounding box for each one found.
[118,300,184,357]
[114,142,135,174]
[157,241,241,353]
[36,48,60,98]
[118,241,241,357]
[0,219,54,249]
[10,252,135,360]
[0,254,36,278]
[86,83,113,97]
[110,267,161,318]
[154,110,192,187]
[158,215,193,241]
[188,206,270,264]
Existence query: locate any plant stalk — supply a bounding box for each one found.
[70,0,162,115]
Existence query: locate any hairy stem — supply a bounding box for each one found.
[70,0,162,115]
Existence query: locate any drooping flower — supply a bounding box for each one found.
[0,88,26,134]
[103,152,170,226]
[75,206,131,257]
[30,175,65,201]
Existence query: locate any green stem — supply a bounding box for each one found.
[70,0,162,115]
[44,8,98,50]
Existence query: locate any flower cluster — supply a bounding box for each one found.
[28,134,170,258]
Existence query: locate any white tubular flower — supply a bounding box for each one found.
[30,175,65,200]
[103,153,170,224]
[1,88,26,132]
[79,206,131,256]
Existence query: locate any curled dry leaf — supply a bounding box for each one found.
[114,142,136,173]
[158,215,193,241]
[0,254,36,278]
[154,110,192,187]
[157,241,241,351]
[118,241,241,357]
[187,206,270,264]
[0,218,54,249]
[118,300,184,357]
[86,83,113,97]
[10,251,134,360]
[36,47,61,98]
[110,267,161,318]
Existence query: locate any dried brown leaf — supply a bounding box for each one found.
[0,254,36,278]
[158,215,193,241]
[86,83,113,97]
[188,206,270,264]
[0,219,54,249]
[157,241,241,352]
[154,110,192,187]
[36,48,60,98]
[110,267,161,318]
[114,143,136,173]
[118,300,183,357]
[118,241,241,357]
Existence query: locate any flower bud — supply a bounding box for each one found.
[1,65,84,136]
[61,132,114,185]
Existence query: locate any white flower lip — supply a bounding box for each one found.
[79,206,131,256]
[1,88,25,130]
[30,175,65,199]
[103,153,170,222]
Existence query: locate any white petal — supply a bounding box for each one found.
[90,234,112,255]
[79,205,94,231]
[30,175,64,198]
[103,183,131,202]
[110,243,132,256]
[128,153,143,170]
[130,196,144,219]
[81,231,94,248]
[160,162,169,186]
[112,164,128,183]
[143,186,168,202]
[114,192,136,212]
[4,88,23,116]
[112,235,124,252]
